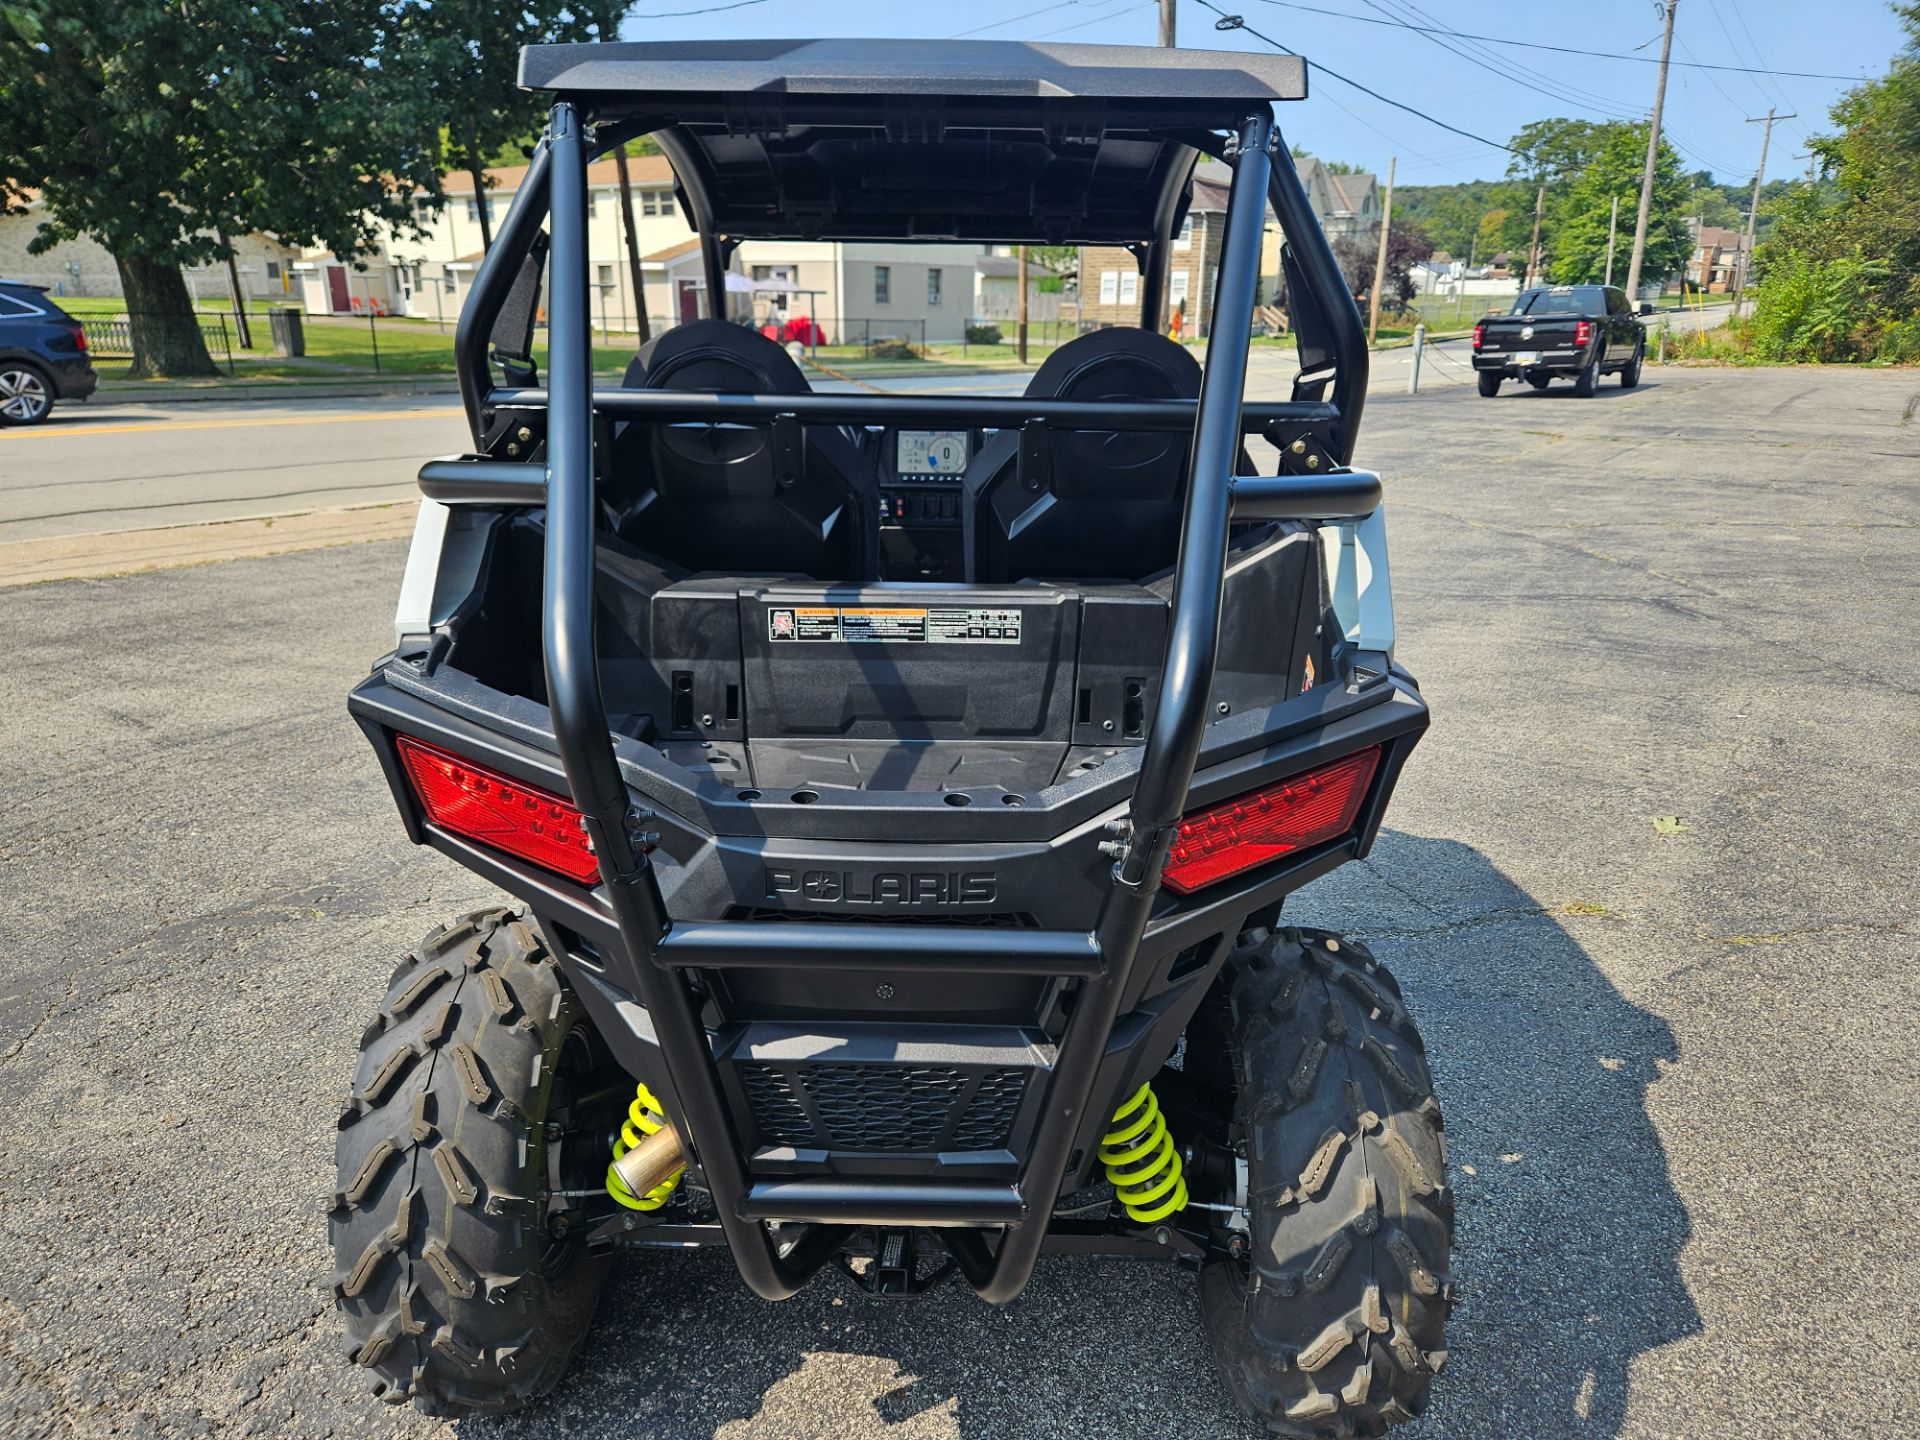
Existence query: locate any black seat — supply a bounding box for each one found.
[969,328,1206,583]
[606,321,878,578]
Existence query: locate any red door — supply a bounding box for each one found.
[678,280,699,324]
[326,265,351,313]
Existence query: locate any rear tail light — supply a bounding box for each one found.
[1573,319,1592,347]
[68,325,88,352]
[1160,747,1382,895]
[395,735,602,885]
[1471,322,1483,350]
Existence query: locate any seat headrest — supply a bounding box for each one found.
[623,319,811,395]
[1023,327,1201,471]
[1023,326,1202,402]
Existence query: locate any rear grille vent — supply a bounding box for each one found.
[737,1062,1030,1152]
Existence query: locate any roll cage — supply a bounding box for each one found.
[414,39,1392,1303]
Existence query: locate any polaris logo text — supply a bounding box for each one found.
[765,868,997,907]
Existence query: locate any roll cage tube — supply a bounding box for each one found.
[530,101,1349,1305]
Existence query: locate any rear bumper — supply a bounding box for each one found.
[44,355,97,399]
[349,651,1428,1228]
[1473,348,1590,376]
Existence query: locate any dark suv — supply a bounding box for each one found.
[0,279,96,425]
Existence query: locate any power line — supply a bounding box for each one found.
[1031,0,1153,38]
[632,0,770,15]
[1241,0,1871,81]
[1197,1,1519,155]
[1358,0,1645,125]
[949,0,1083,39]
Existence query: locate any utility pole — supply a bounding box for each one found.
[1366,157,1396,346]
[214,229,253,350]
[1604,194,1620,287]
[1524,183,1544,288]
[1017,244,1030,364]
[1735,107,1794,314]
[1159,0,1177,46]
[1624,0,1677,303]
[612,145,652,343]
[1793,151,1817,183]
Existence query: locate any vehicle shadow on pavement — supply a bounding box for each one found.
[459,831,1701,1440]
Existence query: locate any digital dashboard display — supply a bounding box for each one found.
[896,430,969,476]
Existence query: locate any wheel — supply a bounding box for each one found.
[0,362,54,425]
[1573,360,1599,397]
[1475,371,1500,397]
[330,909,617,1415]
[1526,374,1550,390]
[1200,928,1453,1437]
[1619,343,1642,388]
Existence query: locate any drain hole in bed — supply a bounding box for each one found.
[791,789,819,805]
[943,792,971,807]
[1001,793,1025,806]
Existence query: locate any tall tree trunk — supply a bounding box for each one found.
[613,144,651,344]
[468,150,495,252]
[114,251,217,379]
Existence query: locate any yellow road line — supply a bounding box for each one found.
[8,406,463,440]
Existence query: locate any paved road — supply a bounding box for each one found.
[0,396,470,544]
[2,306,1731,550]
[4,365,1916,1440]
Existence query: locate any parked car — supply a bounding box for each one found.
[1472,283,1649,397]
[0,278,96,425]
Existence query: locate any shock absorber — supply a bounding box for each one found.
[607,1081,685,1211]
[1100,1081,1189,1224]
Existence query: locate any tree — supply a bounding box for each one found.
[1748,2,1920,360]
[0,1,443,377]
[1331,222,1435,309]
[1547,124,1690,286]
[400,1,591,253]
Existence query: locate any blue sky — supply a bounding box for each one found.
[614,0,1907,185]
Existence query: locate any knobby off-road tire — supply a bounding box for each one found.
[329,909,612,1415]
[1475,371,1501,397]
[1201,928,1453,1437]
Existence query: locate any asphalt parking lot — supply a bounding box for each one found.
[2,363,1917,1439]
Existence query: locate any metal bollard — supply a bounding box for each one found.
[1407,323,1425,394]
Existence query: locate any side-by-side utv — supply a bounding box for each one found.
[329,38,1452,1436]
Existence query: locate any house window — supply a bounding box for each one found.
[659,193,675,216]
[927,268,942,305]
[466,199,480,223]
[265,261,281,281]
[1099,270,1119,305]
[589,193,602,220]
[597,264,614,292]
[1175,215,1194,251]
[1170,269,1190,305]
[1120,270,1138,305]
[642,192,658,216]
[874,265,891,305]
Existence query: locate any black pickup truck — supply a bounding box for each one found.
[1472,283,1650,397]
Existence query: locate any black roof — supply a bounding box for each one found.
[520,38,1306,105]
[518,39,1304,246]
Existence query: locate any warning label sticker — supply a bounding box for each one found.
[766,606,1022,645]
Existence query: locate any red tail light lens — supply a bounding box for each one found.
[1573,319,1592,346]
[1160,748,1382,895]
[395,736,602,885]
[1471,322,1483,350]
[69,325,88,352]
